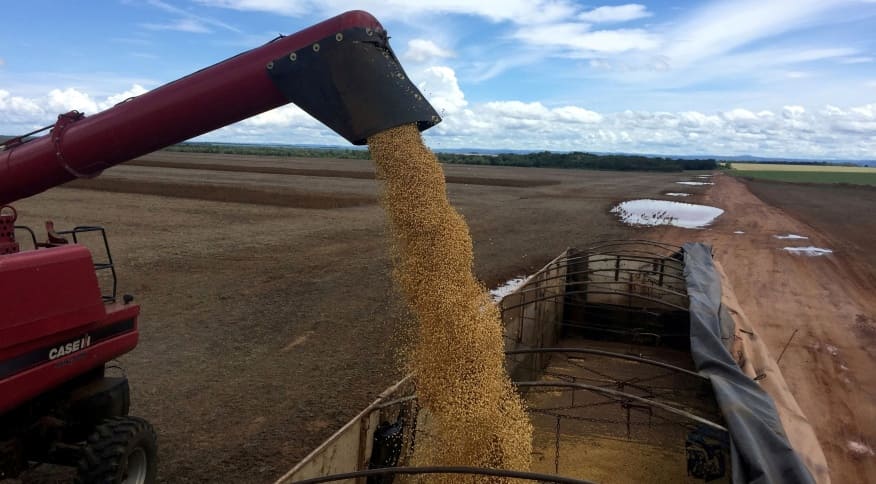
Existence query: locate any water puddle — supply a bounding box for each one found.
[490,276,528,301]
[734,230,745,234]
[774,234,809,240]
[782,246,833,256]
[664,192,691,197]
[611,199,724,229]
[848,441,874,456]
[676,181,715,186]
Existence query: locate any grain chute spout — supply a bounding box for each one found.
[265,25,441,145]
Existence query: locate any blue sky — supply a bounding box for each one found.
[1,0,875,158]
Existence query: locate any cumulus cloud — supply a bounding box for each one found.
[415,66,468,115]
[404,39,454,63]
[100,85,149,110]
[47,88,99,114]
[2,75,875,159]
[0,85,150,132]
[40,84,150,115]
[0,90,43,123]
[578,4,652,23]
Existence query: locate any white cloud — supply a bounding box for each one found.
[0,58,5,67]
[578,4,652,23]
[781,48,859,63]
[786,71,812,79]
[663,0,843,68]
[404,39,454,63]
[839,56,873,64]
[141,18,212,33]
[415,66,468,114]
[0,90,43,123]
[196,0,577,25]
[241,103,318,127]
[483,100,550,119]
[2,72,875,159]
[783,105,806,118]
[0,84,151,131]
[147,0,240,32]
[48,88,98,114]
[552,106,603,123]
[722,108,758,121]
[99,84,149,110]
[514,23,659,54]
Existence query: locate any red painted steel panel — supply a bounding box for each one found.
[0,316,139,414]
[0,245,106,349]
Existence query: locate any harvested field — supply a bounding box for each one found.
[66,178,376,209]
[12,152,689,483]
[744,179,876,288]
[649,174,876,483]
[127,151,560,187]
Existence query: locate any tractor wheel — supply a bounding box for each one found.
[76,416,157,484]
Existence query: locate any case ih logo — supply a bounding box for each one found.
[48,335,92,360]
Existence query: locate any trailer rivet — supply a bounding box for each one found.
[312,43,320,52]
[289,53,297,61]
[335,33,343,42]
[266,61,274,70]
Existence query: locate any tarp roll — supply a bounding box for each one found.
[683,242,814,484]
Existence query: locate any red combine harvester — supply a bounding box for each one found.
[0,11,439,483]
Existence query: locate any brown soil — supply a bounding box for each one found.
[12,152,687,483]
[128,152,560,187]
[744,179,876,290]
[650,174,876,483]
[66,178,376,209]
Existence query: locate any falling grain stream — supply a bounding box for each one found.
[368,124,533,482]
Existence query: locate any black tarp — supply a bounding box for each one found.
[683,242,814,484]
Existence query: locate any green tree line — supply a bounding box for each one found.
[164,143,717,171]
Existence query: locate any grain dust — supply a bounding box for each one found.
[368,124,533,482]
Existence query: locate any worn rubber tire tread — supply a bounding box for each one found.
[76,416,157,484]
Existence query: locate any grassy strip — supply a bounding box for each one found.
[731,170,876,186]
[730,162,876,173]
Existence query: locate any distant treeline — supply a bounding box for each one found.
[166,143,371,160]
[436,151,718,171]
[165,142,718,172]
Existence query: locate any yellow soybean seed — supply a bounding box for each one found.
[368,124,533,483]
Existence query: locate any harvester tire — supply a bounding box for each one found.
[76,416,157,484]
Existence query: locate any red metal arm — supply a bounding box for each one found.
[0,10,438,205]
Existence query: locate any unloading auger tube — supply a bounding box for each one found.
[0,10,440,206]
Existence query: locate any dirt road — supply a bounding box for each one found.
[651,175,876,483]
[14,152,694,483]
